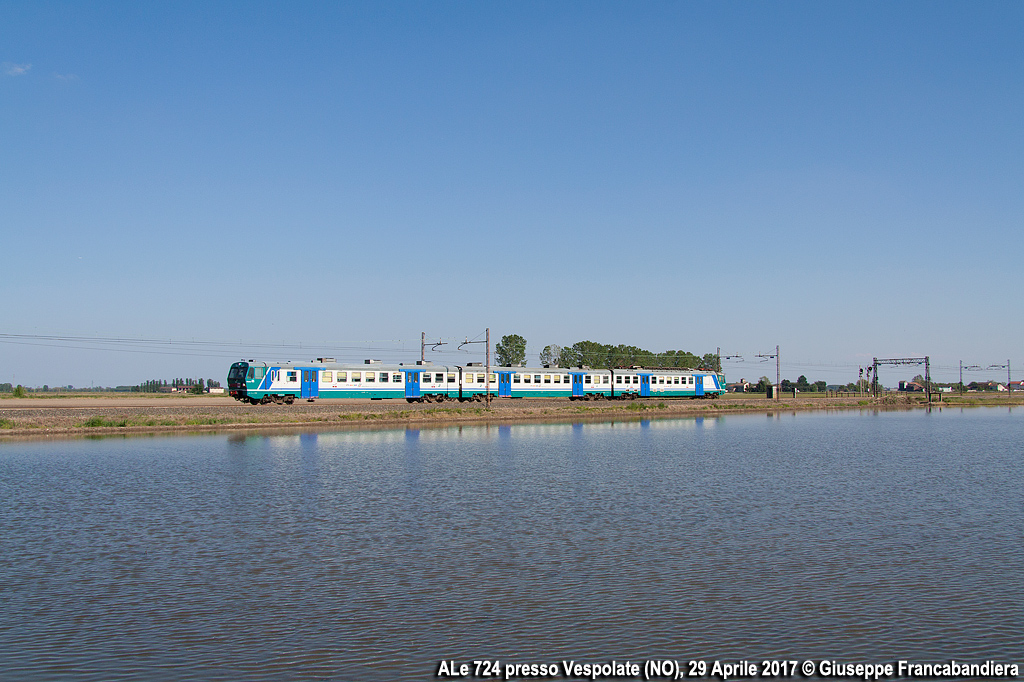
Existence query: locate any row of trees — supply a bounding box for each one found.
[2,383,64,393]
[135,378,221,393]
[781,376,828,393]
[2,381,219,394]
[494,335,721,371]
[1,384,27,397]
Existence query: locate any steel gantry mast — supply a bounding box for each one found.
[872,356,931,402]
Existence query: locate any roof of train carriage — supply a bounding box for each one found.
[497,366,707,373]
[244,360,455,371]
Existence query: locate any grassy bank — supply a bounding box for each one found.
[1,392,1021,440]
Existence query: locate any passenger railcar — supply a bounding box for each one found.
[229,358,726,404]
[228,359,499,404]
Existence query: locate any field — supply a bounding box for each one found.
[1,390,1020,439]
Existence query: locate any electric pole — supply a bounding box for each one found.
[755,346,780,400]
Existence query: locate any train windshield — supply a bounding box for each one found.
[228,363,249,381]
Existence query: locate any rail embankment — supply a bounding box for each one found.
[1,392,1020,440]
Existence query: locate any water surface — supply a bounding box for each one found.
[1,408,1021,680]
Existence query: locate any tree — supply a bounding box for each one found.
[796,375,810,389]
[495,334,527,366]
[13,385,26,398]
[557,345,581,368]
[701,353,722,372]
[753,376,772,393]
[539,344,562,366]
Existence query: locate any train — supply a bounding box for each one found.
[227,358,726,404]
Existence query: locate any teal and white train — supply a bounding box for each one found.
[228,358,726,404]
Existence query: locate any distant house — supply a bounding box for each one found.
[208,387,226,394]
[727,378,751,392]
[968,380,1005,392]
[898,381,925,392]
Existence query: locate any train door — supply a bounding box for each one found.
[301,369,319,399]
[497,372,512,397]
[640,374,651,397]
[571,373,585,397]
[405,371,421,399]
[695,374,705,397]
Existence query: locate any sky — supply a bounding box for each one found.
[2,1,1022,388]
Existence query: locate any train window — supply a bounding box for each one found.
[489,374,496,383]
[615,376,621,384]
[564,375,570,383]
[352,372,361,382]
[533,375,540,383]
[689,376,694,384]
[659,377,664,384]
[584,375,591,384]
[544,375,551,383]
[633,376,639,384]
[287,371,297,382]
[478,374,486,383]
[553,374,560,383]
[321,371,333,383]
[436,373,444,383]
[380,372,389,382]
[366,372,375,382]
[246,367,255,380]
[447,373,455,383]
[513,374,521,383]
[603,376,609,384]
[337,371,347,382]
[393,374,402,383]
[523,375,530,383]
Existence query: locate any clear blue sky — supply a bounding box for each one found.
[2,1,1022,387]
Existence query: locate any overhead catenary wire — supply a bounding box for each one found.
[0,332,1014,385]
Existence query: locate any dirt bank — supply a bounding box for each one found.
[1,392,1019,440]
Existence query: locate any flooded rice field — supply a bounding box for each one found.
[1,407,1021,680]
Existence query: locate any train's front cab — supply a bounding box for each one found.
[228,361,250,401]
